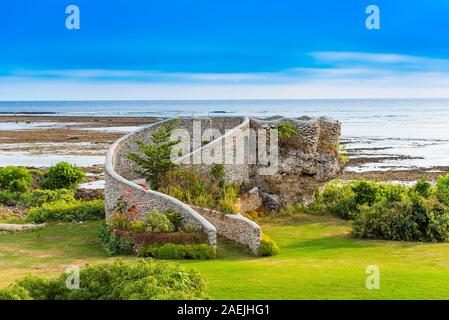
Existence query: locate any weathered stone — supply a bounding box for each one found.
[260,192,281,212]
[0,223,46,232]
[238,187,262,213]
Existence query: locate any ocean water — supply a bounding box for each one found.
[1,99,449,171]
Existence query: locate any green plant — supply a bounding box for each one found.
[26,200,105,223]
[98,223,134,256]
[0,259,208,300]
[412,178,433,198]
[40,162,85,190]
[162,210,185,231]
[257,233,279,256]
[0,284,31,300]
[126,119,181,189]
[129,220,147,233]
[218,184,239,214]
[108,213,131,231]
[211,164,225,185]
[436,174,449,205]
[145,209,175,233]
[0,189,75,207]
[0,166,33,193]
[139,243,216,260]
[334,143,348,166]
[276,121,299,141]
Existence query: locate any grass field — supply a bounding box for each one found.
[2,215,449,299]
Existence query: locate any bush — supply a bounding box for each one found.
[0,284,32,300]
[412,178,433,198]
[257,233,279,256]
[437,174,449,205]
[99,223,134,256]
[277,121,299,141]
[0,259,208,300]
[139,243,216,260]
[26,200,104,223]
[314,181,357,219]
[0,189,75,207]
[145,210,174,232]
[352,194,449,242]
[40,162,85,190]
[0,166,33,193]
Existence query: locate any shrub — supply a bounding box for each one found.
[277,121,299,141]
[0,166,33,193]
[0,259,208,300]
[162,210,185,230]
[139,243,216,260]
[352,180,382,206]
[412,178,433,198]
[0,189,75,207]
[314,181,357,219]
[98,223,134,256]
[40,162,85,190]
[436,174,449,205]
[108,213,131,231]
[0,284,32,300]
[129,220,147,233]
[218,184,239,214]
[351,195,449,242]
[257,233,279,256]
[145,209,175,233]
[126,119,181,189]
[211,164,225,185]
[26,200,104,223]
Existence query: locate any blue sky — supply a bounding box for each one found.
[2,0,449,100]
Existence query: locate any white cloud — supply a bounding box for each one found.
[2,51,449,99]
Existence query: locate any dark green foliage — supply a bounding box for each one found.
[0,166,33,193]
[211,164,225,186]
[412,178,432,198]
[311,176,449,242]
[0,260,208,300]
[40,162,85,190]
[436,174,449,204]
[98,222,134,256]
[138,243,216,260]
[26,200,105,223]
[314,182,357,219]
[257,233,280,256]
[126,119,181,189]
[352,180,382,205]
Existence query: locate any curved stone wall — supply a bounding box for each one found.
[105,116,252,248]
[105,119,218,246]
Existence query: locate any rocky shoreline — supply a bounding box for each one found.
[0,115,447,184]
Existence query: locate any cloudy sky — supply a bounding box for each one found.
[2,0,449,100]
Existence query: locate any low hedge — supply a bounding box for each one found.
[0,259,208,300]
[115,230,208,246]
[138,243,216,260]
[0,189,75,207]
[26,200,105,223]
[257,233,279,256]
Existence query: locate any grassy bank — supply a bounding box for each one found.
[2,216,449,299]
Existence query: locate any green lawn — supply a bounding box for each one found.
[2,215,449,299]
